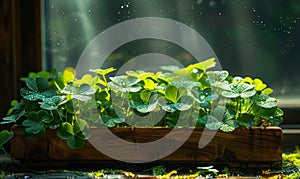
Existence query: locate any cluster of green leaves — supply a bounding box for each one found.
[0,69,96,149]
[208,73,284,131]
[100,57,283,131]
[0,58,284,149]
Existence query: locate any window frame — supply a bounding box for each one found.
[0,0,41,119]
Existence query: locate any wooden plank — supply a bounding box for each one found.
[10,126,282,164]
[0,0,41,120]
[0,0,14,121]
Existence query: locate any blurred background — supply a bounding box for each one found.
[42,0,300,102]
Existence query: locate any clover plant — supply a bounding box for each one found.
[0,58,284,149]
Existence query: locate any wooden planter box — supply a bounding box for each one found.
[10,126,282,170]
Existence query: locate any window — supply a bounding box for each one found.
[42,0,300,109]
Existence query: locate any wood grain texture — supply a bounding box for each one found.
[0,0,41,120]
[10,126,282,164]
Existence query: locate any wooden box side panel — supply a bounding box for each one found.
[10,128,110,160]
[177,127,282,162]
[10,127,282,163]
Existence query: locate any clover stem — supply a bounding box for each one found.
[163,113,167,126]
[56,109,62,122]
[74,99,81,126]
[54,80,62,90]
[247,103,254,113]
[50,110,54,119]
[239,98,243,113]
[65,110,68,122]
[103,75,111,101]
[120,92,131,125]
[235,97,240,119]
[102,74,108,86]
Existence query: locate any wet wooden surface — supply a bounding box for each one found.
[9,127,282,171]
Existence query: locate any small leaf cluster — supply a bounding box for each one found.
[208,73,284,131]
[1,69,96,149]
[0,58,284,149]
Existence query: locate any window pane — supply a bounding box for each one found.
[42,0,300,107]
